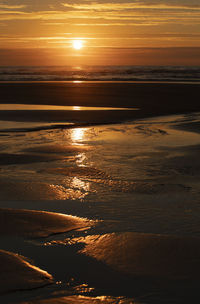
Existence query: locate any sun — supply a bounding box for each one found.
[73,40,83,50]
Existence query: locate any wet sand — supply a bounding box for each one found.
[1,82,200,303]
[0,208,92,296]
[1,82,200,123]
[0,208,93,238]
[0,249,52,294]
[1,215,200,302]
[25,296,122,303]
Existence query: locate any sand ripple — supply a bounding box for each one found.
[90,179,190,194]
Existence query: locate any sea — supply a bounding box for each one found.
[0,65,200,82]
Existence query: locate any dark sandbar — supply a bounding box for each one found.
[1,82,200,124]
[0,153,66,166]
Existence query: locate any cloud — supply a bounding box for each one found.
[0,6,199,24]
[0,4,26,9]
[0,0,199,24]
[0,0,199,50]
[61,1,200,11]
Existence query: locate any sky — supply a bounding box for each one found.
[0,0,200,65]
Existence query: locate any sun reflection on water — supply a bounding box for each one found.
[73,80,83,83]
[49,184,87,200]
[71,128,85,142]
[71,177,90,192]
[76,153,86,166]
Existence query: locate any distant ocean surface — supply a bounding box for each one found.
[0,65,200,82]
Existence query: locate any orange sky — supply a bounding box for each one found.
[0,0,200,65]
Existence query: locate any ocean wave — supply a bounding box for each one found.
[0,66,200,82]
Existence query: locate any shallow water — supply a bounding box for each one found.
[0,104,136,111]
[1,113,200,235]
[1,111,200,303]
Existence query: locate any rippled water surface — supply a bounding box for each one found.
[1,111,200,303]
[1,113,200,236]
[1,65,200,82]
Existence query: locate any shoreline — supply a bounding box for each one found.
[0,112,200,134]
[1,80,200,84]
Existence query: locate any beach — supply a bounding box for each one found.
[1,81,200,303]
[1,82,200,114]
